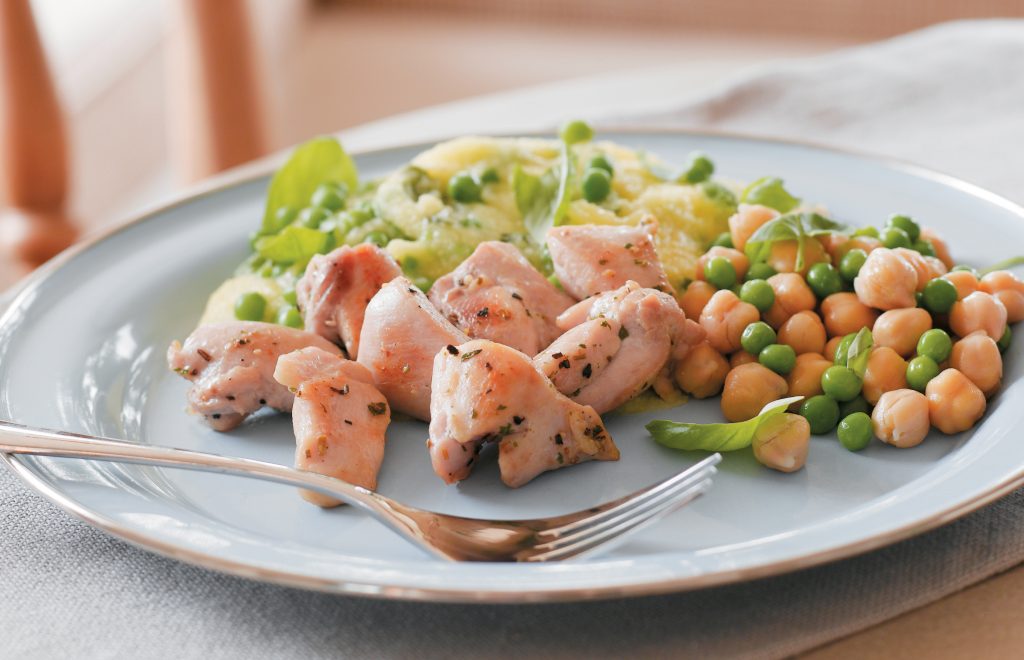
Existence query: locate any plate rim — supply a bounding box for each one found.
[4,127,1024,603]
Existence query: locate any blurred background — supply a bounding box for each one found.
[1,0,1021,286]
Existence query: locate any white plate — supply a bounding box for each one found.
[3,131,1024,602]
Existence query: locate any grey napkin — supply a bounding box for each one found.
[4,19,1024,659]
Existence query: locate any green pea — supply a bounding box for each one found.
[915,291,926,308]
[839,395,871,418]
[581,167,612,203]
[560,119,594,145]
[887,214,921,242]
[912,239,935,257]
[881,226,911,249]
[838,412,873,451]
[852,226,880,239]
[704,256,737,290]
[365,231,390,247]
[821,365,862,401]
[917,329,953,362]
[922,277,958,313]
[906,355,940,392]
[258,263,274,277]
[588,154,614,175]
[282,289,298,306]
[839,248,868,282]
[800,395,841,435]
[759,343,796,375]
[298,206,330,229]
[746,262,777,281]
[741,321,777,355]
[311,182,347,211]
[448,173,482,203]
[479,167,500,184]
[681,152,714,184]
[234,292,267,321]
[740,279,775,312]
[807,262,842,299]
[998,326,1012,353]
[273,205,299,232]
[402,255,420,272]
[277,306,303,328]
[951,264,979,276]
[711,232,734,249]
[834,333,856,365]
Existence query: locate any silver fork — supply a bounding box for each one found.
[0,420,719,562]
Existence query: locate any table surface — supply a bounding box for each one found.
[5,24,1023,655]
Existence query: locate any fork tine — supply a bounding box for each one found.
[532,462,717,550]
[525,479,713,562]
[538,454,720,537]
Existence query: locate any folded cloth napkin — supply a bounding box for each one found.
[4,19,1024,660]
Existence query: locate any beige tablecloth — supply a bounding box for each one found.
[4,19,1024,659]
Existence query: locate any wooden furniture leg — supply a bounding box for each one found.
[166,0,267,183]
[0,0,76,270]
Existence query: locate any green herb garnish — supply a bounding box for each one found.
[646,396,803,452]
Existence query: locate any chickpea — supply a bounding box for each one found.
[766,238,830,276]
[752,413,810,473]
[949,291,1007,340]
[873,308,933,357]
[820,233,851,261]
[950,331,1002,397]
[700,290,762,354]
[862,346,908,405]
[893,247,948,290]
[730,351,758,368]
[786,352,831,402]
[872,389,931,448]
[673,341,730,399]
[679,280,716,320]
[943,270,980,300]
[729,204,778,251]
[926,368,987,434]
[854,248,919,310]
[696,246,750,282]
[980,270,1024,323]
[777,310,827,355]
[919,227,954,269]
[820,292,879,338]
[764,273,817,329]
[721,363,789,422]
[824,336,843,361]
[840,235,883,257]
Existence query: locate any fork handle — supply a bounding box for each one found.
[0,419,402,523]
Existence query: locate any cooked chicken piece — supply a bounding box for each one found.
[546,221,674,299]
[295,243,402,357]
[274,347,390,507]
[541,281,699,413]
[429,241,575,355]
[428,339,619,488]
[167,322,340,431]
[357,276,469,420]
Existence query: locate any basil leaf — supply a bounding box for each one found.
[515,139,575,245]
[255,225,330,267]
[646,396,803,452]
[261,137,358,235]
[980,256,1024,276]
[845,327,873,377]
[741,177,801,213]
[743,212,848,268]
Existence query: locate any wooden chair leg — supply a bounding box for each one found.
[0,0,76,269]
[166,0,267,183]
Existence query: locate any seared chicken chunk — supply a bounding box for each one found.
[274,348,390,507]
[539,281,701,413]
[429,241,574,355]
[167,322,340,431]
[428,339,619,488]
[357,276,469,420]
[296,243,402,357]
[547,221,674,299]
